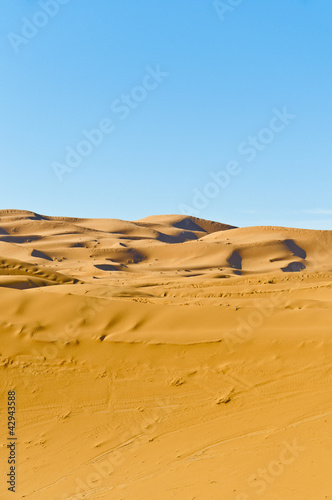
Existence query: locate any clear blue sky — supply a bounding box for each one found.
[1,0,331,229]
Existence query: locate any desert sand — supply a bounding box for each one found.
[0,209,331,499]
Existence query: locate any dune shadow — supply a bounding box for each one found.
[0,235,40,244]
[284,239,306,259]
[94,264,118,272]
[31,249,53,261]
[28,213,48,221]
[0,227,9,235]
[173,218,205,232]
[281,262,306,273]
[157,231,198,244]
[227,251,242,276]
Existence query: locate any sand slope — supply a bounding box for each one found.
[0,210,331,499]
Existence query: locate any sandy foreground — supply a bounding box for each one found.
[0,209,331,500]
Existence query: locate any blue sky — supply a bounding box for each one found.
[0,0,331,229]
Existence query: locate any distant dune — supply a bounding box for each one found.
[0,210,331,499]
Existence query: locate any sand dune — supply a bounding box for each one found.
[0,210,331,499]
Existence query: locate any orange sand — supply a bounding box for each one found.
[0,210,331,499]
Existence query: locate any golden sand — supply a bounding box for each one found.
[0,210,331,499]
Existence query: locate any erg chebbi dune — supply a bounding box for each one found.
[0,209,331,499]
[2,1,332,498]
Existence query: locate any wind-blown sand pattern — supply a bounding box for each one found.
[0,209,331,499]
